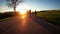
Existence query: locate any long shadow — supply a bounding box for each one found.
[31,16,60,34]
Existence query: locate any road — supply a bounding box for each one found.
[0,15,60,34]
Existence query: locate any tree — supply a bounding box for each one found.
[6,0,23,12]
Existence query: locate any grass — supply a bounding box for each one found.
[0,12,19,22]
[33,10,60,26]
[0,16,17,22]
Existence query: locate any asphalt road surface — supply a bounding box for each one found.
[0,15,60,34]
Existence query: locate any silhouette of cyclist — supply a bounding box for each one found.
[29,10,31,17]
[35,10,37,16]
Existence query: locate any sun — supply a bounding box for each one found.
[16,3,31,14]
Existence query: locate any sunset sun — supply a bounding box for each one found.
[16,3,31,14]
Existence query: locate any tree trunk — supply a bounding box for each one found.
[14,3,16,12]
[14,6,16,12]
[13,3,16,16]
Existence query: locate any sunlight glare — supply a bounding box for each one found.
[16,3,31,15]
[21,15,26,19]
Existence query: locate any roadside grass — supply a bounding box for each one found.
[0,12,19,22]
[0,16,17,22]
[33,10,60,26]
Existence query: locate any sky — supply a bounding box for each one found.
[0,0,60,12]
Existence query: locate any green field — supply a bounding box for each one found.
[34,10,60,26]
